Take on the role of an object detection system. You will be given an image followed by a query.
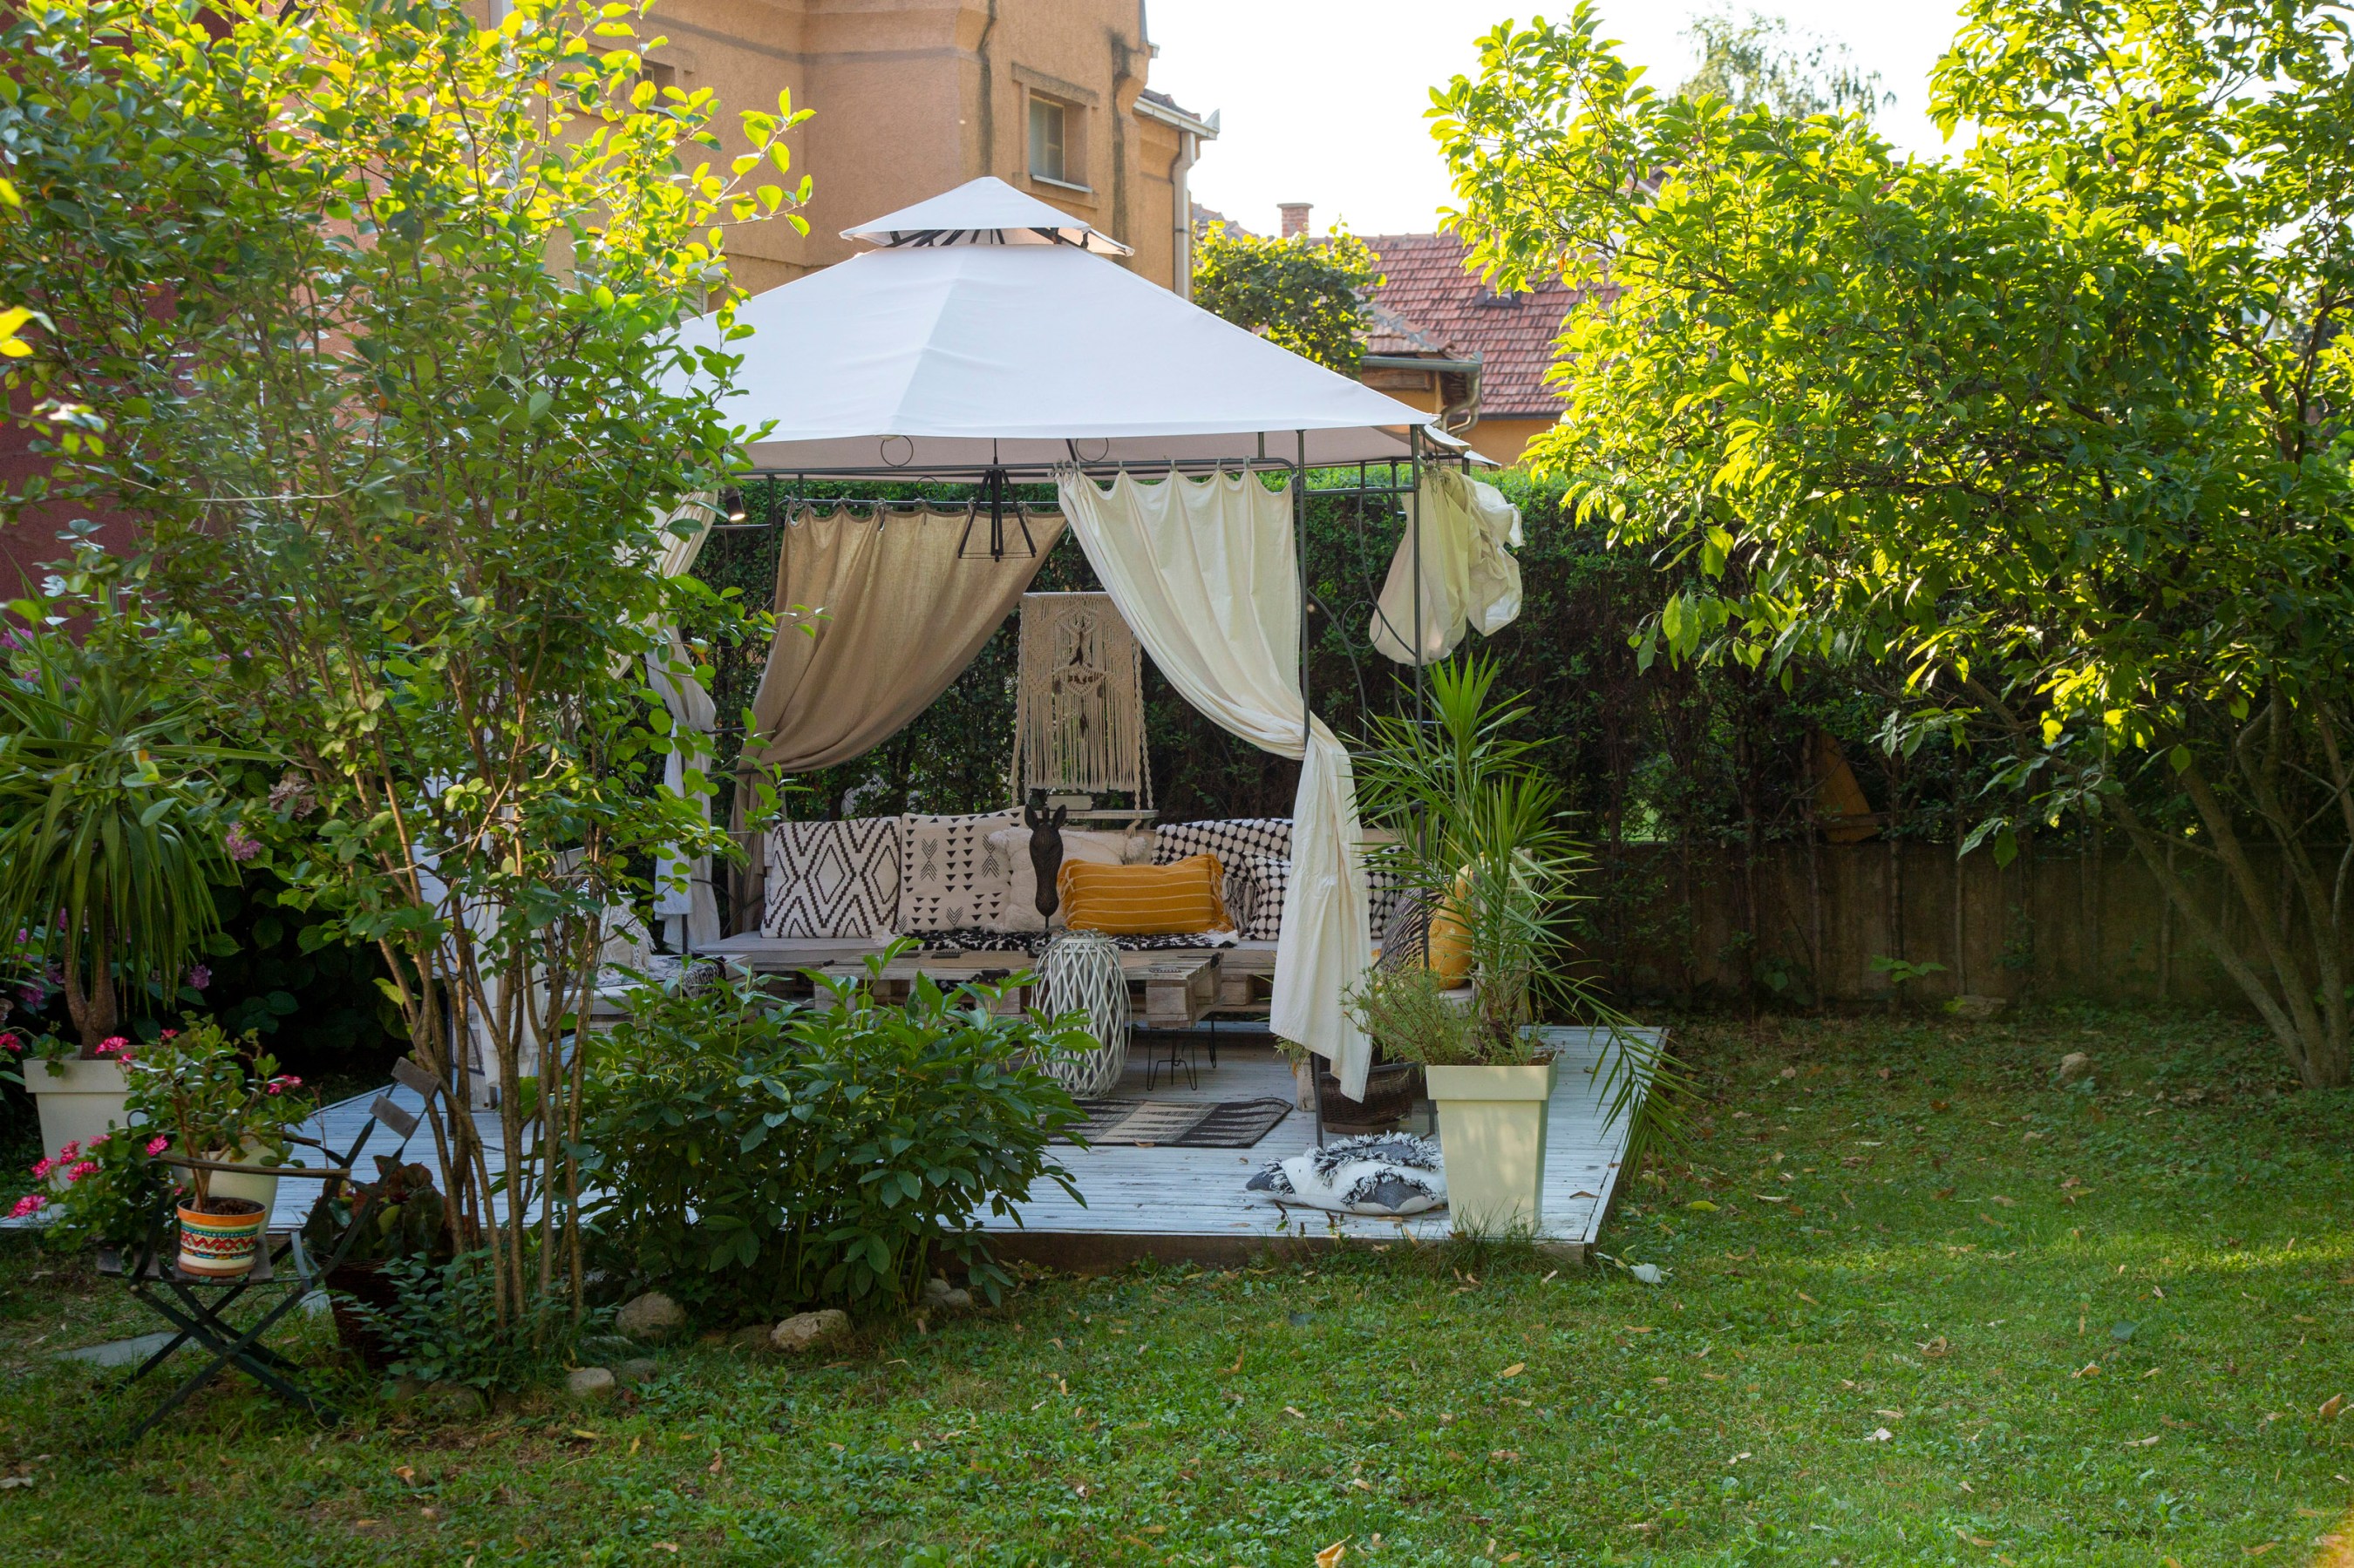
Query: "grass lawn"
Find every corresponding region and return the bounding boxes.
[1,1007,2348,1566]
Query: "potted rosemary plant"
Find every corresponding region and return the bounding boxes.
[1351,656,1582,1236]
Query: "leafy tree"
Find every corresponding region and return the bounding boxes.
[0,0,807,1319]
[1678,8,1890,119]
[1431,1,2354,1088]
[1192,226,1384,373]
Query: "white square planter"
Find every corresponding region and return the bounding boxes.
[24,1057,131,1176]
[1426,1058,1556,1237]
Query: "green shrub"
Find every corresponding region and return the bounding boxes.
[582,960,1089,1320]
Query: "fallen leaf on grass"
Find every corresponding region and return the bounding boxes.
[2244,1544,2277,1558]
[1796,1292,1820,1306]
[1284,1406,1308,1419]
[1867,1428,1893,1442]
[0,1477,34,1490]
[1315,1539,1348,1568]
[1918,1336,1951,1358]
[2125,1435,2160,1447]
[2320,1393,2345,1421]
[1990,1195,2017,1207]
[1752,1194,1788,1204]
[2072,1363,2101,1379]
[1220,1349,1244,1375]
[1490,1449,1521,1462]
[1686,1200,1718,1212]
[1956,1529,1995,1549]
[1500,1362,1526,1378]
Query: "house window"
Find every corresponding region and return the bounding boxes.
[1029,96,1069,186]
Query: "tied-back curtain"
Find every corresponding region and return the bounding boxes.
[1054,467,1375,1098]
[730,504,1063,927]
[1369,466,1524,665]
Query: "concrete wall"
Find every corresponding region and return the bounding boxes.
[1587,839,2332,1014]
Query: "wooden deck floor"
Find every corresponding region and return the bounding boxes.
[249,1026,1651,1265]
[979,1026,1650,1266]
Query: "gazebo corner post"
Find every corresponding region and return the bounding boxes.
[1296,429,1310,751]
[1409,421,1425,726]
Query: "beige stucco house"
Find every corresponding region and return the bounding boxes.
[629,0,1217,295]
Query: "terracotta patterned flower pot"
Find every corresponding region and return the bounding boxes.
[176,1198,268,1278]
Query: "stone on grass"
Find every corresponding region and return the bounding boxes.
[426,1382,489,1419]
[616,1357,661,1387]
[2057,1052,2095,1084]
[923,1277,974,1311]
[730,1325,774,1351]
[566,1367,616,1400]
[614,1292,686,1340]
[771,1308,849,1354]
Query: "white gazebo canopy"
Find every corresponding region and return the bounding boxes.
[676,176,1448,471]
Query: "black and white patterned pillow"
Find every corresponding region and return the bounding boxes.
[896,809,1020,933]
[1238,852,1289,941]
[1154,818,1290,931]
[1364,862,1406,933]
[763,818,901,939]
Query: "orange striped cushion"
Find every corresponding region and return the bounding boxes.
[1058,852,1231,937]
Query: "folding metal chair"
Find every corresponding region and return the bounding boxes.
[96,1059,432,1442]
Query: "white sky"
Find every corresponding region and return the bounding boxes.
[1146,1,1970,237]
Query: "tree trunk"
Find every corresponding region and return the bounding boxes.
[2112,768,2349,1089]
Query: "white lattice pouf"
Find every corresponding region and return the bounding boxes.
[1033,929,1130,1099]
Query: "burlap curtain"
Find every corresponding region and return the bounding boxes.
[729,504,1063,929]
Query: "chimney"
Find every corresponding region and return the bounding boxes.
[1278,201,1312,240]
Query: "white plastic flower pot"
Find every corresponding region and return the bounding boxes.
[202,1139,283,1216]
[24,1058,130,1180]
[1426,1057,1557,1237]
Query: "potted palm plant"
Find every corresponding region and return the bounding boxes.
[0,587,247,1168]
[1350,656,1585,1237]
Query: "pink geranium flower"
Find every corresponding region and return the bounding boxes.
[64,1159,97,1183]
[95,1035,127,1056]
[53,1140,78,1162]
[0,1032,18,1055]
[29,1157,54,1180]
[146,1135,170,1157]
[9,1194,44,1219]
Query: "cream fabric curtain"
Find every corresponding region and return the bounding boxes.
[1054,467,1375,1098]
[649,493,724,948]
[1369,466,1524,665]
[730,504,1063,928]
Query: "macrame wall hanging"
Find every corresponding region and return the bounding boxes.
[1010,591,1152,805]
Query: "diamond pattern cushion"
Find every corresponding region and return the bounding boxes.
[763,818,901,939]
[1237,852,1290,941]
[896,809,1021,933]
[1153,818,1291,932]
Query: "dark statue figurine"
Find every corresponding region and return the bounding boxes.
[1024,791,1068,919]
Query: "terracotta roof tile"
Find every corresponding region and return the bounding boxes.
[1357,232,1613,417]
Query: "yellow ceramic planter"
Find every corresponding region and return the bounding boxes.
[1426,1057,1556,1237]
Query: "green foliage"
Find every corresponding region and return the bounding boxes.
[354,1250,594,1394]
[0,0,812,1320]
[0,575,249,1051]
[302,1156,451,1268]
[1677,7,1890,118]
[1191,227,1383,374]
[1353,655,1584,1056]
[582,960,1090,1320]
[1431,1,2354,1086]
[19,1123,172,1250]
[126,1019,314,1208]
